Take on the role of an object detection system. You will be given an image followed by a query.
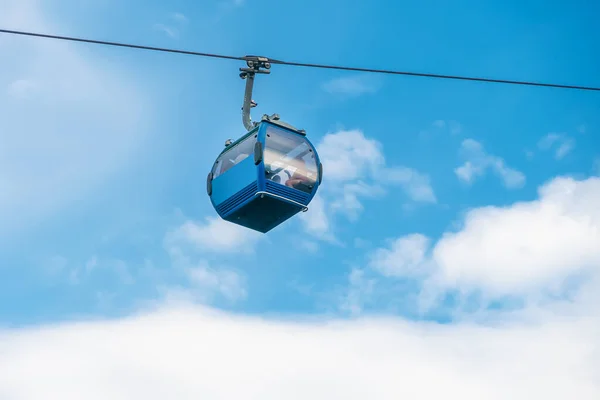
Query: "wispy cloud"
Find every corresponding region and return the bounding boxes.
[322,74,381,97]
[47,255,134,287]
[153,23,179,38]
[338,267,376,315]
[154,12,189,39]
[432,119,462,134]
[164,216,263,255]
[368,234,432,278]
[157,215,255,306]
[299,194,337,242]
[160,236,249,306]
[525,149,535,160]
[186,262,247,303]
[537,133,575,160]
[378,166,437,203]
[48,249,246,309]
[6,79,37,99]
[170,12,188,23]
[455,139,525,189]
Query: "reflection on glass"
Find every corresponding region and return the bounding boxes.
[212,134,256,178]
[264,125,318,194]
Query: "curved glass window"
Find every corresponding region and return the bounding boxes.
[212,133,256,179]
[264,125,318,194]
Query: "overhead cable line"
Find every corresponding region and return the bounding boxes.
[2,28,600,92]
[0,28,244,61]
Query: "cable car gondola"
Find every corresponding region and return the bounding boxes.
[207,56,323,233]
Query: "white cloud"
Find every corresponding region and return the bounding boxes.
[556,140,575,159]
[157,215,252,305]
[153,23,178,38]
[455,139,525,189]
[432,119,461,134]
[186,263,247,303]
[366,176,600,300]
[48,255,135,286]
[379,166,437,203]
[35,219,251,308]
[538,133,560,149]
[317,129,434,195]
[78,253,246,308]
[299,240,320,253]
[154,12,189,38]
[316,130,384,182]
[434,179,600,295]
[65,256,99,285]
[369,234,431,278]
[449,122,462,134]
[338,268,376,315]
[164,217,263,254]
[454,160,483,183]
[0,0,150,237]
[322,74,380,97]
[170,12,188,23]
[329,181,384,220]
[6,78,36,98]
[288,279,315,296]
[302,129,435,240]
[85,256,98,274]
[299,194,336,242]
[525,150,534,160]
[537,133,575,160]
[0,304,598,399]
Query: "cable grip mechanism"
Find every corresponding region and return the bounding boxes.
[240,56,271,131]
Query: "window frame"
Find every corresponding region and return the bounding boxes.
[211,130,258,179]
[263,125,318,193]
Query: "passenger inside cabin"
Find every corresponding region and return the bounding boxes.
[285,170,311,189]
[283,155,315,190]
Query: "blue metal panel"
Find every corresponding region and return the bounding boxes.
[265,180,310,205]
[210,155,258,207]
[216,181,258,217]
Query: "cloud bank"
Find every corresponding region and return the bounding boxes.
[0,302,598,399]
[352,175,600,315]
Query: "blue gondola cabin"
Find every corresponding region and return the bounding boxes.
[207,116,323,233]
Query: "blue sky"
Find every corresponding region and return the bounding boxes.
[1,0,599,322]
[1,1,600,397]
